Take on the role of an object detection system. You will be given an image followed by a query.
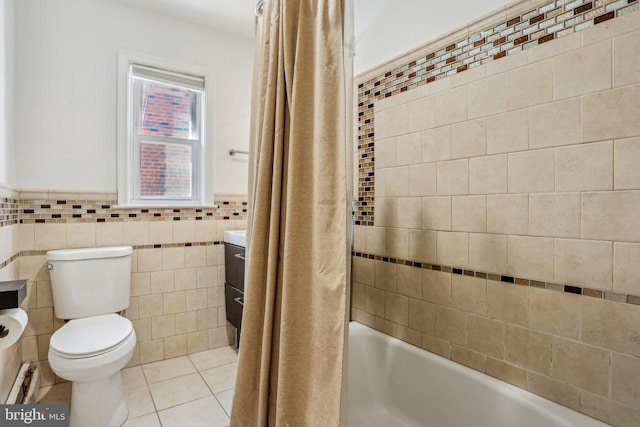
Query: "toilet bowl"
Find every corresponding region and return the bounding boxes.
[48,314,136,427]
[46,246,135,427]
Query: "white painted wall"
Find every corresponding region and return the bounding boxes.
[14,0,253,195]
[0,0,15,187]
[354,0,508,75]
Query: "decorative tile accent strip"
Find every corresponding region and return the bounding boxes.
[352,251,640,306]
[0,197,20,228]
[0,253,19,271]
[354,0,640,224]
[19,198,247,224]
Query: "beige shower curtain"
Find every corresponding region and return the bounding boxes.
[230,0,349,426]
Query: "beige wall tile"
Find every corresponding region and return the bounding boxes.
[529,288,581,339]
[352,282,365,310]
[164,335,187,359]
[196,266,218,288]
[614,242,640,295]
[407,96,436,133]
[175,268,197,291]
[451,274,487,316]
[408,229,437,264]
[526,372,580,411]
[207,286,224,308]
[163,292,186,315]
[385,228,409,260]
[555,141,613,192]
[173,221,196,244]
[507,236,554,282]
[467,314,504,359]
[386,167,410,197]
[194,220,216,243]
[508,149,554,193]
[581,8,640,45]
[506,60,553,110]
[385,292,409,326]
[374,260,396,292]
[96,222,124,246]
[187,331,209,354]
[140,339,164,364]
[583,84,640,142]
[376,138,396,169]
[162,247,185,271]
[552,337,610,397]
[375,198,396,228]
[395,325,422,347]
[612,353,640,407]
[451,119,486,159]
[186,289,208,312]
[485,358,527,389]
[397,133,422,166]
[20,224,35,251]
[554,40,612,100]
[529,193,581,238]
[468,74,507,119]
[364,286,385,317]
[365,227,385,254]
[486,109,529,155]
[614,29,640,88]
[151,315,176,339]
[149,221,173,245]
[487,194,529,235]
[437,159,469,195]
[582,191,640,242]
[529,98,582,149]
[506,325,551,375]
[422,333,452,359]
[469,155,508,195]
[554,239,613,290]
[206,245,224,267]
[614,137,640,190]
[353,256,374,286]
[528,30,582,63]
[422,126,452,162]
[196,307,218,331]
[375,104,408,139]
[396,264,421,299]
[451,346,486,372]
[408,164,437,197]
[151,271,175,294]
[175,311,197,335]
[486,51,527,75]
[469,233,507,276]
[580,390,640,427]
[375,317,396,337]
[435,86,468,126]
[137,249,162,273]
[582,297,640,357]
[408,298,435,334]
[35,224,66,251]
[353,226,365,253]
[487,280,528,326]
[122,221,149,246]
[24,307,53,336]
[421,269,451,306]
[451,196,486,233]
[66,223,96,248]
[421,196,452,231]
[435,306,467,346]
[138,294,163,319]
[436,231,469,268]
[397,197,422,229]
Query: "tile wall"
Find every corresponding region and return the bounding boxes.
[0,190,246,390]
[0,185,22,402]
[352,2,640,426]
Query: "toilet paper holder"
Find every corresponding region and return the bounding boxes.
[0,279,28,310]
[0,324,8,338]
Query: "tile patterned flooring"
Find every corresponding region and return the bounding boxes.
[37,346,238,427]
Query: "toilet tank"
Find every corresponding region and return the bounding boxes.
[46,246,133,320]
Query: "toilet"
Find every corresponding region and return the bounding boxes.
[46,246,137,427]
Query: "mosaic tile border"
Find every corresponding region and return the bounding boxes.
[19,198,247,224]
[0,241,227,274]
[353,251,640,306]
[0,197,20,228]
[354,0,640,224]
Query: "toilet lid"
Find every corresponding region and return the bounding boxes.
[50,314,134,358]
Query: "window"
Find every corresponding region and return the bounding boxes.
[118,54,213,207]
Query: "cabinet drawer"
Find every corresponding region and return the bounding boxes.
[224,243,246,291]
[225,283,244,330]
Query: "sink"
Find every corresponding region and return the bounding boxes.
[224,230,246,248]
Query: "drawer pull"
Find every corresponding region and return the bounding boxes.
[234,297,245,306]
[234,253,246,261]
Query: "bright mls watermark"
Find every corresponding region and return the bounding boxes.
[1,405,69,426]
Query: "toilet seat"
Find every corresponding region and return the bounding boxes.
[50,314,134,359]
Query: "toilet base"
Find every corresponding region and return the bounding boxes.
[70,370,128,427]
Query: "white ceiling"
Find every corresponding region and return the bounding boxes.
[114,0,258,39]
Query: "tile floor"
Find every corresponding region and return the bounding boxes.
[37,346,238,427]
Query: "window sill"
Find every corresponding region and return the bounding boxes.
[112,204,219,210]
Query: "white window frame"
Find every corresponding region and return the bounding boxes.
[117,51,215,207]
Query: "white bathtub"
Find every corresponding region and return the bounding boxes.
[341,322,608,427]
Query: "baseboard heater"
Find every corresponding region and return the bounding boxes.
[5,362,40,404]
